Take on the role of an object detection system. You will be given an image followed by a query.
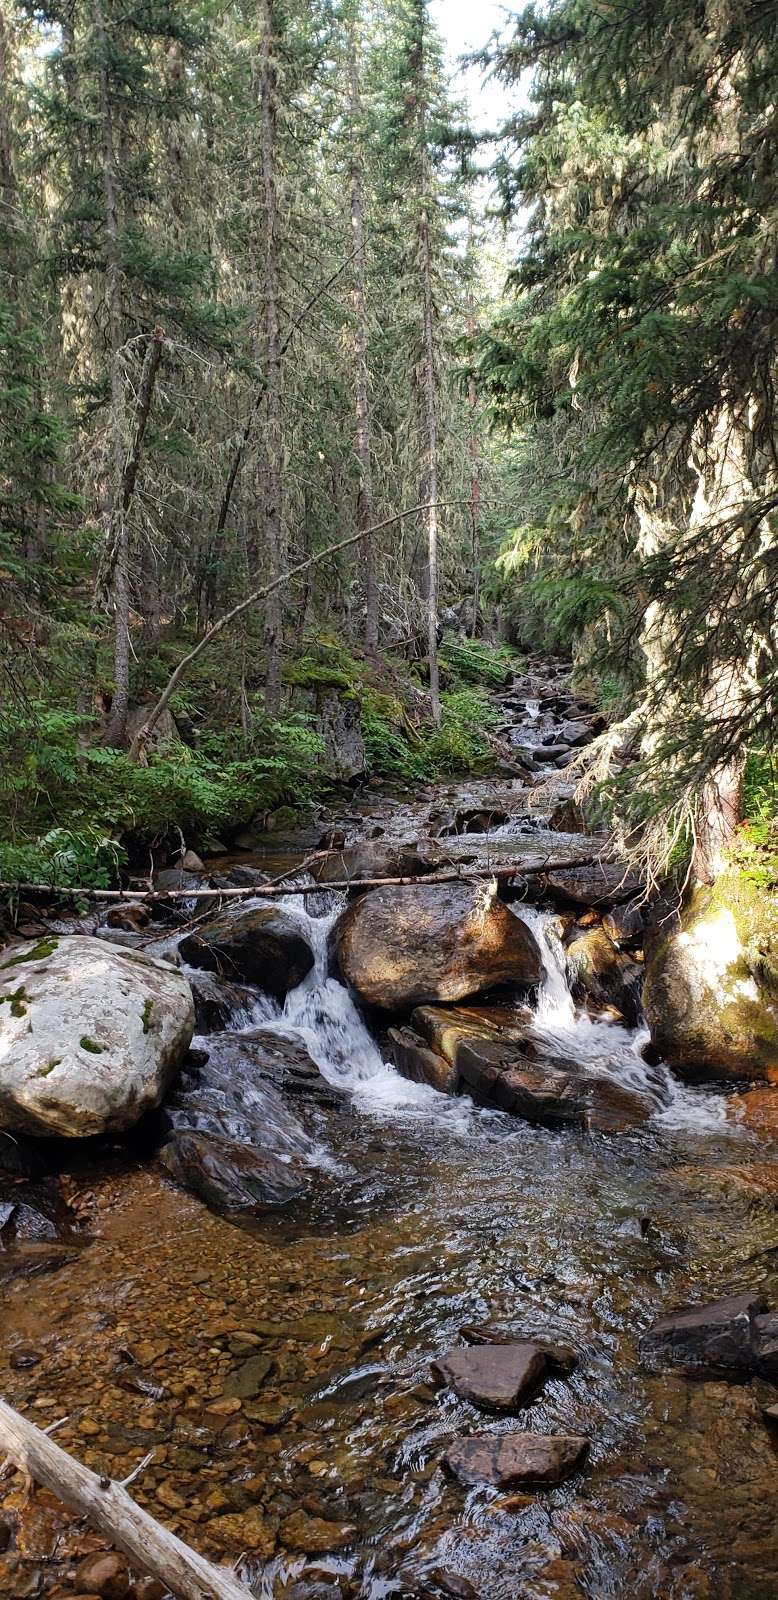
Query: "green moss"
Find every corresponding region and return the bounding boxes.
[1,936,59,969]
[141,998,154,1034]
[80,1036,105,1054]
[0,984,28,1018]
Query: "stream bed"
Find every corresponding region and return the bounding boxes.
[2,663,778,1600]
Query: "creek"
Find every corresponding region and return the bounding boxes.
[2,662,778,1600]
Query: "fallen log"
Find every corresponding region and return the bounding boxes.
[0,1396,249,1600]
[0,856,604,905]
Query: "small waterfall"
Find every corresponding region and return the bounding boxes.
[522,909,728,1131]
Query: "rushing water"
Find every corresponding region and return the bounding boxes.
[3,664,778,1600]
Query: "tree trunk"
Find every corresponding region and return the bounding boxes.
[467,295,481,638]
[0,1397,250,1600]
[258,0,284,718]
[420,206,440,725]
[95,0,130,748]
[347,17,377,650]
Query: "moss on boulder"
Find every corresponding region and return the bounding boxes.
[643,870,778,1082]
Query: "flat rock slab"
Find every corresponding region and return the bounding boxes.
[639,1292,766,1375]
[444,1432,589,1488]
[431,1343,548,1411]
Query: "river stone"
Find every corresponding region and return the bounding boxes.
[443,1433,589,1488]
[179,906,313,997]
[543,862,645,906]
[225,1352,274,1398]
[455,1037,650,1132]
[643,872,778,1082]
[334,883,542,1011]
[566,927,643,1025]
[459,1324,578,1374]
[431,1344,548,1411]
[160,1130,307,1214]
[0,936,194,1138]
[389,1026,459,1095]
[312,841,442,885]
[639,1292,767,1375]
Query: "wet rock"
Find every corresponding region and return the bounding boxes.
[542,862,645,907]
[443,1432,588,1488]
[225,1352,274,1398]
[316,693,366,782]
[455,1037,650,1132]
[438,808,511,837]
[188,970,258,1033]
[160,1131,307,1215]
[639,1292,767,1376]
[565,927,643,1025]
[731,1086,778,1140]
[559,719,594,747]
[181,849,205,873]
[279,1510,356,1553]
[602,903,645,948]
[753,1313,778,1378]
[0,936,194,1138]
[334,883,542,1011]
[643,872,778,1083]
[104,903,151,932]
[179,907,313,997]
[312,841,441,885]
[209,865,269,889]
[431,1343,548,1411]
[153,866,200,893]
[412,1004,528,1065]
[73,1552,132,1599]
[549,799,588,835]
[459,1324,578,1375]
[430,1572,481,1600]
[388,1027,459,1095]
[215,1031,343,1107]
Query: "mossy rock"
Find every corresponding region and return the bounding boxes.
[643,870,778,1082]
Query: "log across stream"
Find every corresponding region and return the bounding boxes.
[2,662,778,1600]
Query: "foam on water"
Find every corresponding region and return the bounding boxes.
[520,908,728,1132]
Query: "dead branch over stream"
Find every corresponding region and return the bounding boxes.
[0,856,603,906]
[0,1397,250,1600]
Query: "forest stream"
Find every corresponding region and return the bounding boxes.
[2,664,778,1600]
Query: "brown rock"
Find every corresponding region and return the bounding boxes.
[431,1343,548,1411]
[73,1553,132,1600]
[455,1037,650,1132]
[443,1432,589,1488]
[206,1507,275,1557]
[334,883,541,1011]
[543,862,644,907]
[179,907,313,997]
[459,1324,578,1375]
[279,1510,356,1553]
[388,1027,458,1095]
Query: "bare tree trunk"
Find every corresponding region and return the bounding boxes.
[0,1397,250,1600]
[95,0,130,748]
[258,0,284,718]
[467,295,481,638]
[420,205,440,725]
[347,15,377,650]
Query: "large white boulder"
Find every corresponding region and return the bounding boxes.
[0,935,195,1137]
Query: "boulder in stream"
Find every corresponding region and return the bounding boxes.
[160,1130,307,1214]
[543,862,645,907]
[312,841,442,886]
[179,906,314,997]
[643,872,778,1082]
[431,1343,549,1411]
[0,936,194,1138]
[639,1292,768,1376]
[334,882,542,1011]
[443,1432,589,1489]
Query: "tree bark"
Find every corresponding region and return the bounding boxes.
[258,0,284,718]
[420,206,441,725]
[467,294,481,638]
[347,15,377,650]
[95,0,130,748]
[0,1397,250,1600]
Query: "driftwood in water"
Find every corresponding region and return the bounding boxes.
[0,856,602,906]
[0,1396,249,1600]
